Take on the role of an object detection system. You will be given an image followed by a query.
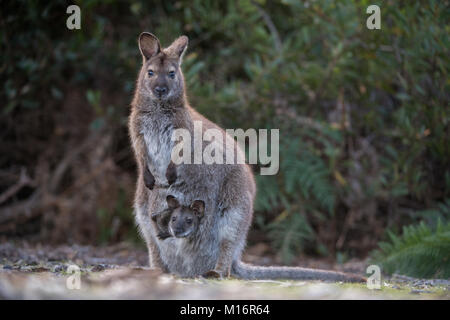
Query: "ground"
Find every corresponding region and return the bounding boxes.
[0,242,448,299]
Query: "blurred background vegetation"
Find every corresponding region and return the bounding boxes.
[1,0,449,278]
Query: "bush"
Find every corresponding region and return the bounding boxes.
[371,220,450,279]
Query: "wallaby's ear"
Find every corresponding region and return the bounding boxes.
[166,195,179,209]
[165,35,189,63]
[139,32,160,61]
[191,200,205,217]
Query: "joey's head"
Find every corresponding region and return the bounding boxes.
[166,195,205,238]
[138,32,188,105]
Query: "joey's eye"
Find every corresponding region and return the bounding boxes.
[186,218,193,224]
[148,70,154,77]
[168,71,175,79]
[172,216,177,222]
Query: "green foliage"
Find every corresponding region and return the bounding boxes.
[256,137,338,214]
[97,189,140,245]
[256,135,339,262]
[371,220,450,279]
[267,210,314,264]
[409,198,450,228]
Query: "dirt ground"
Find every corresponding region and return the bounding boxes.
[0,242,448,299]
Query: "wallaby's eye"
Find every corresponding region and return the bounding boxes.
[168,71,175,79]
[186,218,193,224]
[148,70,154,77]
[172,216,177,222]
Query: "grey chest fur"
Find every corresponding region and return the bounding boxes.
[140,117,174,184]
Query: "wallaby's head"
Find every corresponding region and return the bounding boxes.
[137,32,188,105]
[166,195,204,238]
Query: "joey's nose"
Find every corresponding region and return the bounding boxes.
[174,228,182,234]
[174,228,191,238]
[154,86,168,96]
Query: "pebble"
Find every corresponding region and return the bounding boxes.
[410,289,432,294]
[53,265,66,273]
[91,264,106,272]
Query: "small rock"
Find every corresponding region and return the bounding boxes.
[20,266,33,272]
[410,289,432,294]
[53,265,66,273]
[91,264,106,272]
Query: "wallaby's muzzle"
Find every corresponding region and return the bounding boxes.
[173,228,192,238]
[154,85,168,98]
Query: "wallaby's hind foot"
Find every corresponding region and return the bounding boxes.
[202,270,222,279]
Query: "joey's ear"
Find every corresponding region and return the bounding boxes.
[191,200,205,217]
[139,32,161,61]
[166,195,179,209]
[165,35,188,62]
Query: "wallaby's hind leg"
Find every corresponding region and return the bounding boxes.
[134,180,167,271]
[209,166,255,278]
[213,184,254,278]
[146,240,168,271]
[136,210,165,269]
[210,240,234,277]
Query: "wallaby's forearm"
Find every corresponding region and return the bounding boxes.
[129,115,148,175]
[130,115,157,190]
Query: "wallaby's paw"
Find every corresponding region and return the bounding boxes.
[166,162,177,185]
[156,233,171,240]
[202,270,222,279]
[150,211,161,221]
[144,180,155,190]
[144,167,155,190]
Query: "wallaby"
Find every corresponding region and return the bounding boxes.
[129,32,366,282]
[166,195,205,238]
[151,195,204,240]
[129,31,254,278]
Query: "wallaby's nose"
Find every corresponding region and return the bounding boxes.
[174,227,183,234]
[154,86,168,96]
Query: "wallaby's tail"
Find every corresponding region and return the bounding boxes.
[231,260,366,283]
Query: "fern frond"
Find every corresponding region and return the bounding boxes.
[281,142,336,213]
[372,221,450,278]
[268,210,314,264]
